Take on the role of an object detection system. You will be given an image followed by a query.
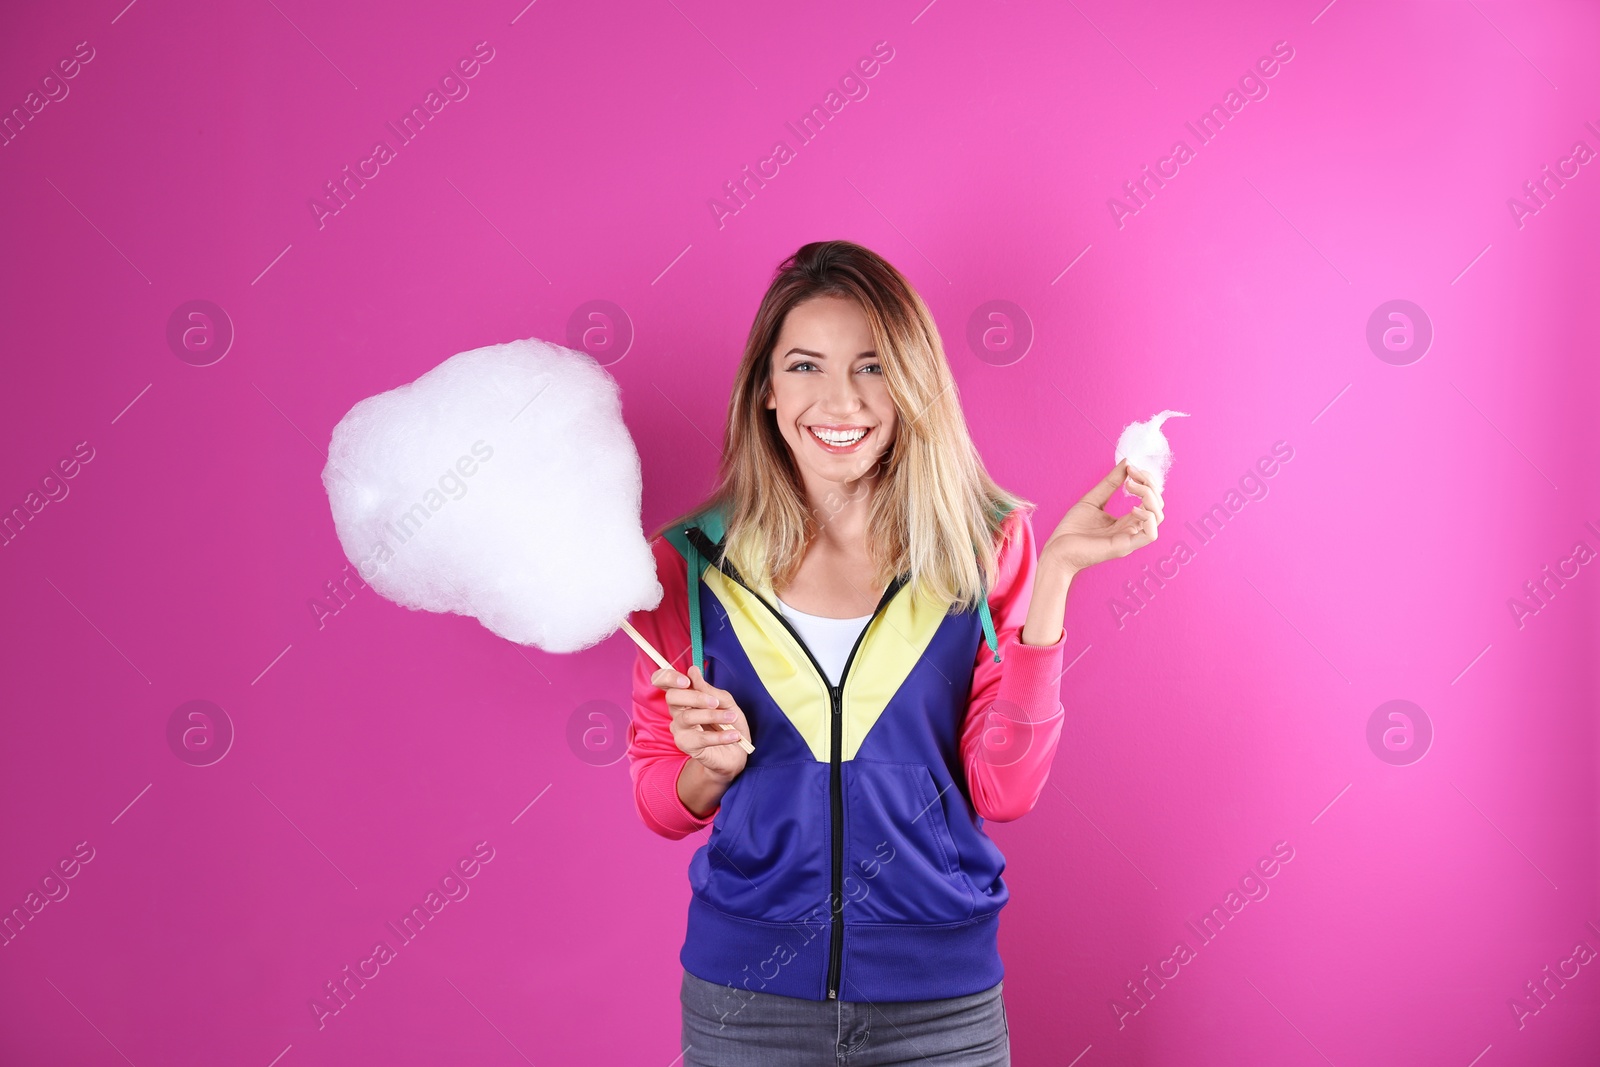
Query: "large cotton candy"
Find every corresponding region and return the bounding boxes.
[1114,409,1190,495]
[321,336,663,653]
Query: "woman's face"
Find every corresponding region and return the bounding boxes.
[764,294,898,498]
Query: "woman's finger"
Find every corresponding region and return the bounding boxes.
[1129,506,1158,541]
[655,666,723,710]
[682,689,726,713]
[668,694,732,716]
[651,667,691,691]
[668,685,746,729]
[1079,459,1131,511]
[666,686,723,710]
[673,703,739,729]
[1133,470,1165,523]
[675,709,743,740]
[1121,471,1165,526]
[687,665,735,708]
[676,728,740,757]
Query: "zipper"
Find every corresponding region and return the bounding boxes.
[822,609,888,998]
[684,528,904,1000]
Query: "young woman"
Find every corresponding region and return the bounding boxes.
[625,240,1165,1065]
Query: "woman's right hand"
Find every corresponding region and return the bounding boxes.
[653,663,750,782]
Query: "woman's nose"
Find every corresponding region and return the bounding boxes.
[825,370,864,414]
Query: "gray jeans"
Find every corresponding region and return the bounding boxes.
[680,969,1010,1066]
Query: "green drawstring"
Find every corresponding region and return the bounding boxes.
[687,532,704,677]
[978,580,1001,664]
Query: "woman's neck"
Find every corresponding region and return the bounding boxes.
[777,515,885,619]
[801,475,876,552]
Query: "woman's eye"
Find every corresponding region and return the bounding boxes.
[786,360,879,374]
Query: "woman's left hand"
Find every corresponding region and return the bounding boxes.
[1039,459,1165,574]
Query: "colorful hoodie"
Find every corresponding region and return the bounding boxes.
[625,503,1067,1003]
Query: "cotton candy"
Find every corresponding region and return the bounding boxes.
[321,336,663,653]
[1114,409,1190,496]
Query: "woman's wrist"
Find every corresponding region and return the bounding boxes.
[1038,539,1085,582]
[1020,555,1077,647]
[677,755,735,818]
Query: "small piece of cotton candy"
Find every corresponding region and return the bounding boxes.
[321,336,663,654]
[1114,409,1190,496]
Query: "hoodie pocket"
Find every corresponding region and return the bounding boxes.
[842,760,975,924]
[690,761,831,923]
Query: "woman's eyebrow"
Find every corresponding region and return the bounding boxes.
[781,347,878,359]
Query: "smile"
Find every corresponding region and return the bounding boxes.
[807,425,870,452]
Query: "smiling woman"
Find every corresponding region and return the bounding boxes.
[768,301,891,444]
[624,239,1169,1066]
[760,292,904,617]
[706,241,1057,622]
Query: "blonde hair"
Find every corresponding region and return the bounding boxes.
[653,239,1033,612]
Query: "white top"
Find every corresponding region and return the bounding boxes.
[774,596,874,686]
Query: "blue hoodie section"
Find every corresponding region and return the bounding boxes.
[671,519,1011,1004]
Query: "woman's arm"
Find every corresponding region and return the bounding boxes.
[959,508,1071,823]
[625,536,722,840]
[959,462,1169,823]
[1021,551,1077,646]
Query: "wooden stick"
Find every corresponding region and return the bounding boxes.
[619,618,755,755]
[621,617,674,671]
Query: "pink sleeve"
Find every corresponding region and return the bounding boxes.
[960,506,1068,822]
[624,535,719,840]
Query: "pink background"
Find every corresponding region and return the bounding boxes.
[2,1,1597,1064]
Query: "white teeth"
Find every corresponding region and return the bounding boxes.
[810,427,867,445]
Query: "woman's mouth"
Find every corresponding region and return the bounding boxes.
[807,424,870,454]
